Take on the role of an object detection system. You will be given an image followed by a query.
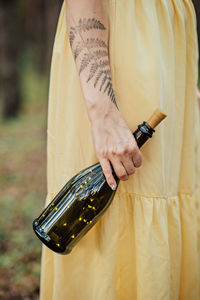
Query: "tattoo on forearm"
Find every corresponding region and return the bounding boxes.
[69,17,117,107]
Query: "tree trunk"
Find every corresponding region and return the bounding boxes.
[0,1,21,119]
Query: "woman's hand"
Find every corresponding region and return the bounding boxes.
[89,98,142,190]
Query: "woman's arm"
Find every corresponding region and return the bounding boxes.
[65,0,142,189]
[65,0,116,116]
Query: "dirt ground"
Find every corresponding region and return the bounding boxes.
[0,89,47,299]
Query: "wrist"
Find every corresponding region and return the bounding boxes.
[84,95,114,124]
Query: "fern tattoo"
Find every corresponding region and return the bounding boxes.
[69,17,117,106]
[74,38,107,60]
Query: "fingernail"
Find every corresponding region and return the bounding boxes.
[111,184,116,190]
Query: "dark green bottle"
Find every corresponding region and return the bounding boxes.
[33,109,166,254]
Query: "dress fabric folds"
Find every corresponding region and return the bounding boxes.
[40,1,200,299]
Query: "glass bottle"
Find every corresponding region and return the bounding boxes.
[33,108,166,254]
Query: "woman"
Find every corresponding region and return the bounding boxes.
[40,0,200,299]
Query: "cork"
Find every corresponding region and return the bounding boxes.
[147,108,167,129]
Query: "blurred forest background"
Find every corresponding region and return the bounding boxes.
[0,0,62,299]
[0,0,200,299]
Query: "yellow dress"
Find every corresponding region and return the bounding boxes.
[40,1,200,299]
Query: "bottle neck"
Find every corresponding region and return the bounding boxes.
[133,121,155,148]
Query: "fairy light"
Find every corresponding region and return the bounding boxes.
[87,220,93,225]
[80,185,83,188]
[83,219,87,223]
[56,243,60,247]
[84,181,88,186]
[63,223,67,226]
[90,198,94,202]
[88,205,92,208]
[71,234,75,239]
[88,177,91,180]
[92,206,96,210]
[89,169,93,173]
[79,217,82,221]
[42,214,45,217]
[55,207,58,210]
[76,192,79,196]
